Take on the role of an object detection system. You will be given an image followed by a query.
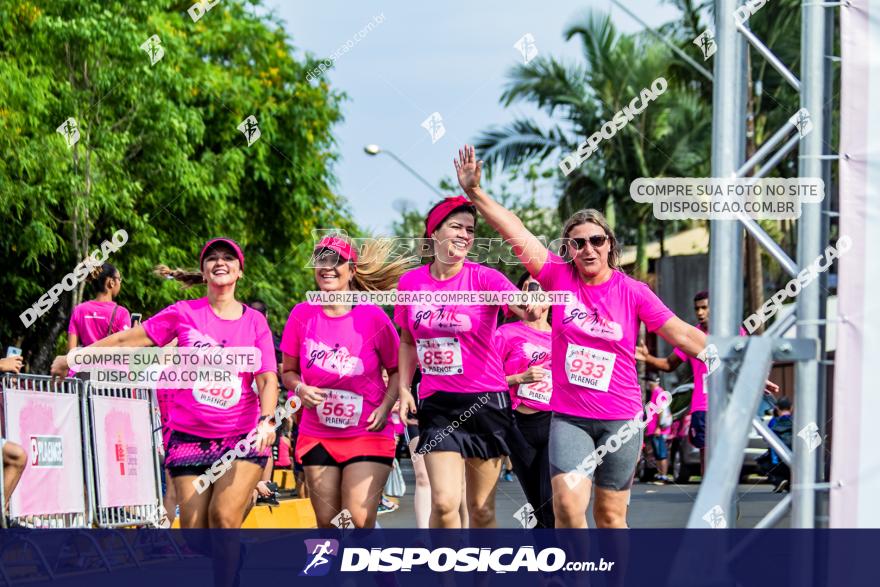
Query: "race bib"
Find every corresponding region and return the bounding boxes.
[517,370,552,404]
[416,337,464,376]
[192,377,242,410]
[565,344,616,392]
[317,389,364,429]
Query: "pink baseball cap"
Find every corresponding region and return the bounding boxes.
[314,236,358,263]
[200,237,245,270]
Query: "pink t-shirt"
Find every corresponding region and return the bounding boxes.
[645,386,672,436]
[143,298,276,438]
[495,321,553,412]
[675,324,747,413]
[394,262,517,398]
[280,303,399,440]
[534,252,674,420]
[68,301,131,346]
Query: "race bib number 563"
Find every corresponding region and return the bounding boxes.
[565,344,616,392]
[416,337,463,376]
[317,389,363,429]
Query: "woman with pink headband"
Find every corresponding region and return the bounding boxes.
[281,235,410,528]
[451,144,713,528]
[396,197,543,529]
[53,237,279,529]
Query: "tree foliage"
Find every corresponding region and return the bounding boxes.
[0,0,352,369]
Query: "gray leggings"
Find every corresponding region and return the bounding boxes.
[549,413,642,491]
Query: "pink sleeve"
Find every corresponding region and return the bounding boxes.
[393,274,411,333]
[279,306,302,359]
[374,310,400,370]
[142,303,181,347]
[480,266,519,318]
[68,305,80,335]
[636,283,675,332]
[253,313,277,375]
[494,328,511,362]
[535,251,565,291]
[114,307,131,332]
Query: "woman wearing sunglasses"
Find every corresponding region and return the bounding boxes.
[454,144,709,528]
[281,235,410,528]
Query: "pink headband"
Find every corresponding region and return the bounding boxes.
[424,195,475,237]
[200,237,245,270]
[315,236,358,263]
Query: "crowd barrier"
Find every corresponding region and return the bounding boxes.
[0,374,163,529]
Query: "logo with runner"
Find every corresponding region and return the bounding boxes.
[561,299,623,341]
[523,342,550,367]
[300,539,339,577]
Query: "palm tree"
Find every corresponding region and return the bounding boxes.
[476,11,712,277]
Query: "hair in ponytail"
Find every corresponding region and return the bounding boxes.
[352,237,414,291]
[153,264,206,288]
[88,263,118,294]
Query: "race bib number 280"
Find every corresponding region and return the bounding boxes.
[565,344,616,392]
[416,337,464,376]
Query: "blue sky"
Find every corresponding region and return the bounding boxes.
[263,1,684,233]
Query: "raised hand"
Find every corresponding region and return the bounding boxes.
[454,144,483,192]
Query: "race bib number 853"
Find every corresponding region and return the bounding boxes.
[416,337,463,376]
[565,344,616,392]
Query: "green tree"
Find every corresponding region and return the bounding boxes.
[0,0,352,370]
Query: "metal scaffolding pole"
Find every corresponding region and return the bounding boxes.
[707,0,746,523]
[793,0,827,530]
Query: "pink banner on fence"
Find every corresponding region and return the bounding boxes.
[3,390,85,517]
[92,396,157,508]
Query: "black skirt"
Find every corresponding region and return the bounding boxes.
[415,391,533,461]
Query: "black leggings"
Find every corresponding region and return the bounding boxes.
[508,410,555,529]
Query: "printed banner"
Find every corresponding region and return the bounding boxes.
[92,396,158,507]
[3,390,85,517]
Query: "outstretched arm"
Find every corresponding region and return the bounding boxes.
[455,144,549,276]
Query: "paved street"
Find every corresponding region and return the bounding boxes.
[379,458,790,529]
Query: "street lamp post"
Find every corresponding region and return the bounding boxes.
[364,144,444,198]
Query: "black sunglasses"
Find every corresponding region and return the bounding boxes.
[568,235,609,249]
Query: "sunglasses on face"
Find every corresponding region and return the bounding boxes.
[312,249,344,268]
[568,235,610,249]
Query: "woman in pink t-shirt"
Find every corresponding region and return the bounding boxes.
[67,263,131,350]
[496,272,554,528]
[395,195,543,529]
[53,238,279,530]
[281,235,408,529]
[453,144,709,528]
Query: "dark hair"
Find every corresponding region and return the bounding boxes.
[515,271,531,290]
[776,397,792,411]
[88,263,119,294]
[249,300,268,316]
[422,203,477,263]
[694,291,709,303]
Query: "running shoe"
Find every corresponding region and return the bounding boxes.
[377,496,399,515]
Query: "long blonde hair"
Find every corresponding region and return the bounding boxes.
[560,209,620,270]
[316,234,414,291]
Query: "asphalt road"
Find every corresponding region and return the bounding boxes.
[378,458,790,529]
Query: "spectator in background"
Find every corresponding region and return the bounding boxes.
[68,263,131,350]
[766,397,793,493]
[644,373,672,484]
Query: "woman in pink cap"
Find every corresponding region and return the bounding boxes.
[451,144,713,528]
[395,195,543,529]
[280,235,410,528]
[53,237,279,529]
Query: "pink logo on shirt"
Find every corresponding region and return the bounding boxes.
[304,340,365,376]
[411,305,473,332]
[523,342,550,366]
[561,299,623,341]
